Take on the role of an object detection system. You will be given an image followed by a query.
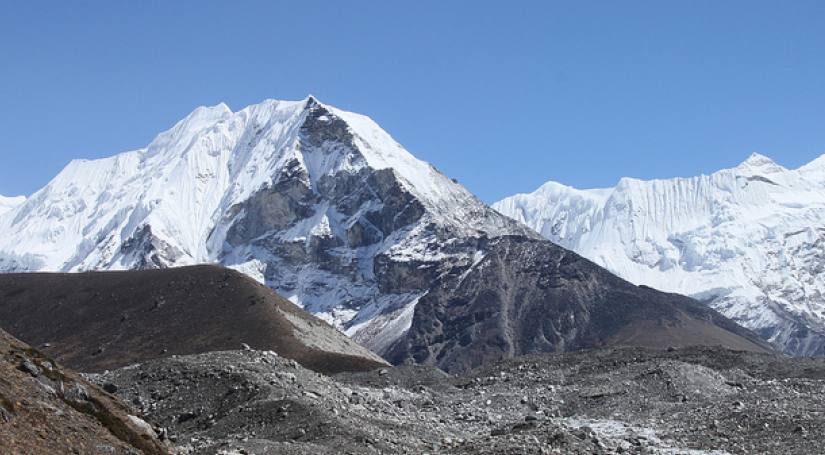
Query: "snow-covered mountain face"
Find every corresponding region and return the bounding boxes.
[0,97,532,353]
[494,153,825,356]
[0,195,25,216]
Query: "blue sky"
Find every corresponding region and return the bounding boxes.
[1,1,824,202]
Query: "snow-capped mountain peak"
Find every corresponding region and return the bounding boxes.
[0,96,529,352]
[734,152,786,174]
[494,152,825,356]
[739,151,776,166]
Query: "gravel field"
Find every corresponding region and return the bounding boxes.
[90,346,825,454]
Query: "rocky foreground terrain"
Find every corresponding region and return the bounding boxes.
[89,346,825,455]
[0,329,171,455]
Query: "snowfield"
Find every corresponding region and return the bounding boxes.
[0,195,25,216]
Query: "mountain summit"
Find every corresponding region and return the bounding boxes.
[735,152,786,174]
[0,98,770,370]
[0,97,532,352]
[494,153,825,356]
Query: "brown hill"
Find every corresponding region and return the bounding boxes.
[0,265,387,374]
[0,328,172,454]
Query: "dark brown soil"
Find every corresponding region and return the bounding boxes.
[0,265,386,374]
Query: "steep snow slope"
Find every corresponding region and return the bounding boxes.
[494,153,825,356]
[0,195,25,216]
[0,97,531,352]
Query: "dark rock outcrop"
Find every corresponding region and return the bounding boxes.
[387,236,772,373]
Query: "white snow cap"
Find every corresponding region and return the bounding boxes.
[740,152,776,166]
[733,152,786,174]
[0,94,521,275]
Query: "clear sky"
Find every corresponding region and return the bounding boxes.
[1,1,824,202]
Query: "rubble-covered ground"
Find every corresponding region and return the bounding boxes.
[90,346,825,454]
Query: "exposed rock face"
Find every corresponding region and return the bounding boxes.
[118,225,185,270]
[387,236,772,373]
[0,328,172,455]
[0,265,387,374]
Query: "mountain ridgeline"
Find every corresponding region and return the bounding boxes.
[0,97,774,372]
[494,152,825,357]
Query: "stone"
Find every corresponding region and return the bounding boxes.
[19,359,40,377]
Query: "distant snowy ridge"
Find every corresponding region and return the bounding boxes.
[494,153,825,356]
[0,96,531,352]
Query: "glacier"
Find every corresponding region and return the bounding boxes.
[494,152,825,355]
